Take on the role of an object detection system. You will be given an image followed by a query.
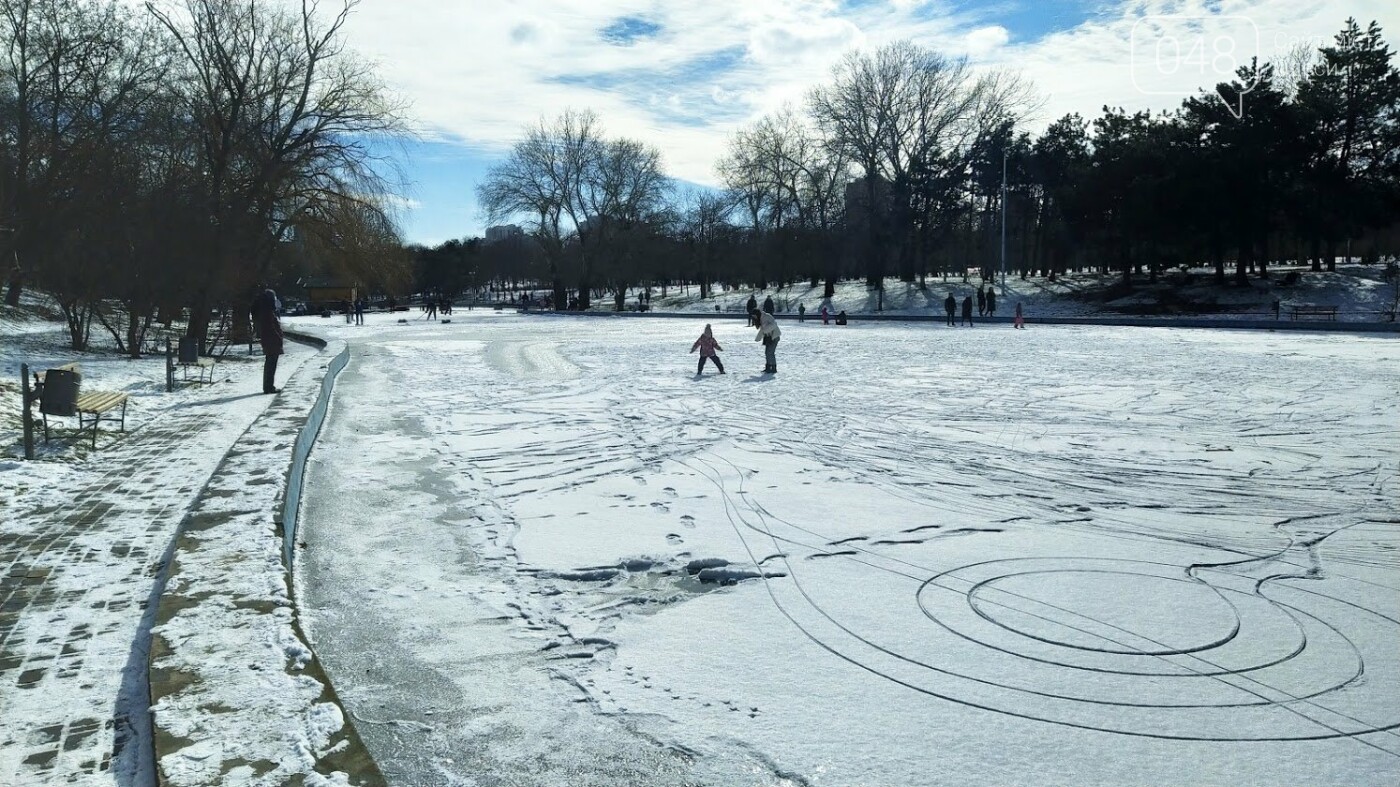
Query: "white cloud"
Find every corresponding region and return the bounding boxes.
[962,25,1011,56]
[336,0,1400,186]
[748,18,865,65]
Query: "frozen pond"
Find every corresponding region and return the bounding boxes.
[297,312,1400,786]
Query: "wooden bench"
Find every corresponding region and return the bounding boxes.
[174,337,216,385]
[30,363,130,448]
[1290,305,1337,321]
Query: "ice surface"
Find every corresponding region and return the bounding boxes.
[296,310,1400,786]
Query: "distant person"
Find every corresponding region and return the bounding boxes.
[986,287,997,317]
[354,297,365,326]
[1272,298,1281,320]
[756,310,781,374]
[798,302,806,322]
[962,296,974,326]
[746,294,758,325]
[426,297,438,320]
[250,287,284,394]
[835,310,848,325]
[820,304,829,325]
[1014,301,1025,329]
[944,293,956,326]
[977,286,987,316]
[762,294,775,316]
[690,324,726,375]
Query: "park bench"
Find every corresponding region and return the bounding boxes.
[1290,304,1337,321]
[172,336,216,385]
[26,363,129,449]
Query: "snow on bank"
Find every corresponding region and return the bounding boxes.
[636,263,1399,322]
[1,292,270,506]
[149,339,375,786]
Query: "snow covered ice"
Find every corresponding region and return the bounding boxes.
[295,311,1400,786]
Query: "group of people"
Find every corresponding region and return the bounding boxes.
[944,286,998,326]
[422,296,454,319]
[343,297,368,325]
[692,308,782,375]
[745,293,775,326]
[942,286,1023,328]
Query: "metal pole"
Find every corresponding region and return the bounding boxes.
[1000,149,1008,296]
[21,362,34,459]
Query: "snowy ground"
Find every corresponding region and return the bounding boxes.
[297,311,1400,786]
[633,263,1399,322]
[1,292,323,785]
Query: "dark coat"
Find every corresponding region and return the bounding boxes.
[944,295,956,314]
[762,296,775,314]
[962,297,973,316]
[252,289,285,356]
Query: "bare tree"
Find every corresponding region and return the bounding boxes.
[148,0,408,345]
[809,41,1033,290]
[479,110,667,309]
[479,109,602,307]
[721,107,850,292]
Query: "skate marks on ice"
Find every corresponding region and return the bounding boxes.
[682,450,1400,753]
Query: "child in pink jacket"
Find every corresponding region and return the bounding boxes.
[690,324,726,375]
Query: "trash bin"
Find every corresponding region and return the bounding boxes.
[178,336,199,364]
[40,368,81,417]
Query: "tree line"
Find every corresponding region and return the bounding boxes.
[0,0,409,353]
[460,18,1398,308]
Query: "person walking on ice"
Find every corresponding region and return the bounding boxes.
[986,287,997,316]
[962,295,974,326]
[944,293,956,326]
[756,311,781,374]
[1014,301,1025,329]
[690,324,726,375]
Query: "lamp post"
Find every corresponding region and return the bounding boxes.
[999,149,1008,296]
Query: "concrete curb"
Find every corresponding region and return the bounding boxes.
[147,335,384,786]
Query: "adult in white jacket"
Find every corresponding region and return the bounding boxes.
[756,311,782,374]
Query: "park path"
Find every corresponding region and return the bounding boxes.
[0,349,310,786]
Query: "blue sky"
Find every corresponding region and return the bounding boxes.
[337,0,1399,246]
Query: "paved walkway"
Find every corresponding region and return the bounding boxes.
[0,364,306,784]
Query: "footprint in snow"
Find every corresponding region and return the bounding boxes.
[651,501,671,512]
[666,534,684,545]
[680,515,696,529]
[662,486,678,498]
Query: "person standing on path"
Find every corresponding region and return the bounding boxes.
[977,286,987,316]
[944,293,957,326]
[762,294,775,316]
[962,295,974,326]
[354,297,365,326]
[746,294,758,326]
[798,302,806,322]
[820,304,829,325]
[756,311,781,374]
[1014,301,1025,329]
[251,288,284,394]
[986,287,997,317]
[690,324,726,375]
